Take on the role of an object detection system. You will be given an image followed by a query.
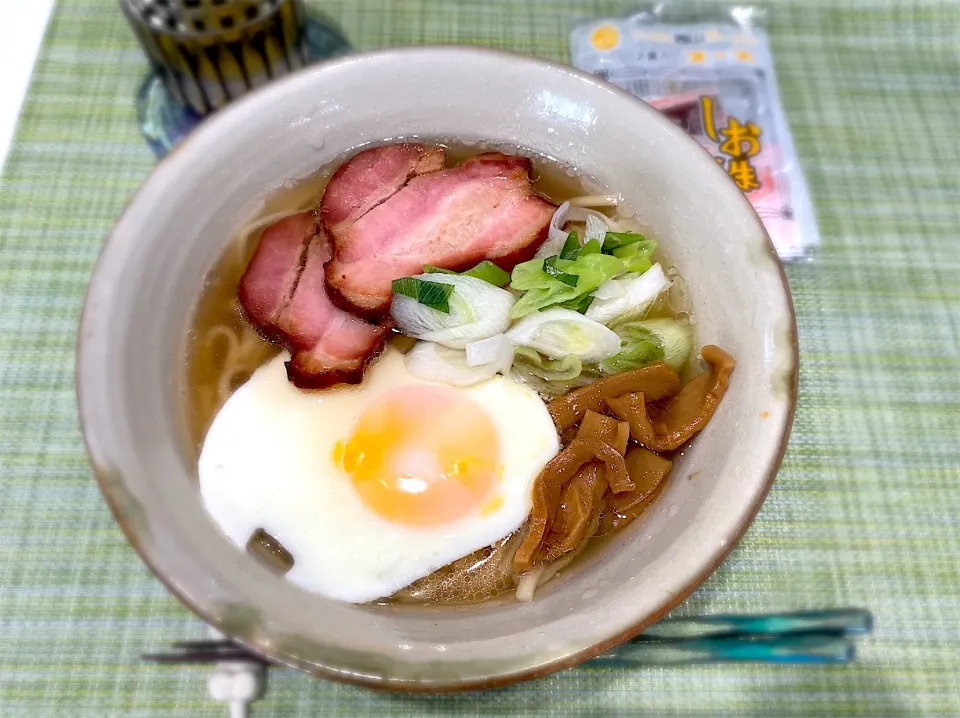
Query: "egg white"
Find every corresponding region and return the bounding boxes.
[198,347,559,603]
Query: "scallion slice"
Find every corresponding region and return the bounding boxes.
[602,231,647,254]
[559,293,594,314]
[579,238,602,256]
[559,231,581,260]
[542,256,579,287]
[422,260,510,287]
[392,276,456,313]
[462,260,510,286]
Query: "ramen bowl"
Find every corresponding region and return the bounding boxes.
[77,47,797,691]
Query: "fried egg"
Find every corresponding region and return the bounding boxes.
[198,346,559,603]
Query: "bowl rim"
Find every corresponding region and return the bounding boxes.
[77,44,799,692]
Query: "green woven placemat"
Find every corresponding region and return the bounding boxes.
[1,0,958,715]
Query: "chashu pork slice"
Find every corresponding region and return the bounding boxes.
[324,152,555,319]
[237,212,314,336]
[320,143,446,238]
[276,224,387,388]
[238,211,385,389]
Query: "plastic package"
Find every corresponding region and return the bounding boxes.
[571,8,819,260]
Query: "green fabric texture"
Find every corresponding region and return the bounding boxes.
[1,0,958,714]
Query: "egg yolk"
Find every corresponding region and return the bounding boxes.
[336,386,501,526]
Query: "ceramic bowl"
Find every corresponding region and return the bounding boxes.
[77,47,797,691]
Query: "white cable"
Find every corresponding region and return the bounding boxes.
[206,627,265,718]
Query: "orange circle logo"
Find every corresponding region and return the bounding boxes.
[590,24,621,51]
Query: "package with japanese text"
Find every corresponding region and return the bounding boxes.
[571,11,819,260]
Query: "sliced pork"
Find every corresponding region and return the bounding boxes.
[238,211,385,389]
[238,212,313,335]
[324,152,555,318]
[286,317,387,388]
[320,143,446,237]
[277,225,387,387]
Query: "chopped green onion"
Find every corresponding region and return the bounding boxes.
[610,237,657,273]
[602,231,647,254]
[612,241,652,259]
[579,238,602,256]
[628,318,694,371]
[514,347,585,382]
[626,256,653,274]
[542,256,579,287]
[611,238,657,259]
[511,347,596,398]
[557,233,600,262]
[602,318,694,374]
[559,231,581,260]
[559,294,595,314]
[423,261,510,287]
[423,265,457,275]
[601,328,664,374]
[462,260,511,287]
[510,253,623,318]
[392,277,456,313]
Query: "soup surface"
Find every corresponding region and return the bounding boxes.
[185,142,731,606]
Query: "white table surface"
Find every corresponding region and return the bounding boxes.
[0,0,56,173]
